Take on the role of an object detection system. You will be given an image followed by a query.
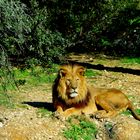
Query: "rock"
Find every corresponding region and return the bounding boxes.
[95,116,140,140]
[112,116,140,140]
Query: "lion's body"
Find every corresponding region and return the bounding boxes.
[52,64,140,120]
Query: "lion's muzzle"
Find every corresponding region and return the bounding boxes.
[69,88,78,98]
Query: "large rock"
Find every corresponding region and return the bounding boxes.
[95,115,140,140]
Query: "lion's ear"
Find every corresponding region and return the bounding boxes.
[77,66,86,76]
[59,69,67,77]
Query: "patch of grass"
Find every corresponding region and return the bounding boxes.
[0,65,58,108]
[0,67,17,92]
[0,93,9,106]
[121,110,132,116]
[15,103,29,109]
[14,66,57,86]
[85,69,99,77]
[127,95,135,99]
[0,92,14,108]
[36,108,53,118]
[121,57,140,64]
[135,109,140,115]
[121,108,140,116]
[63,116,97,140]
[0,65,58,91]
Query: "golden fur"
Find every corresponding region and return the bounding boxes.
[52,64,140,121]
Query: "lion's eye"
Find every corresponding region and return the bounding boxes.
[67,79,70,81]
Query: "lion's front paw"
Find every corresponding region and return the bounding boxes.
[95,112,103,119]
[92,111,107,122]
[54,111,60,118]
[54,111,66,121]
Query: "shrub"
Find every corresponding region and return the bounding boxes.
[0,0,68,66]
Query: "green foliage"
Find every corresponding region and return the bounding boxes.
[85,69,99,77]
[121,57,140,64]
[63,117,97,140]
[1,0,140,67]
[136,109,140,115]
[52,0,139,56]
[0,50,17,92]
[0,66,57,91]
[0,65,16,92]
[129,17,140,25]
[0,92,13,107]
[1,0,68,67]
[0,0,31,54]
[0,65,57,107]
[14,66,57,86]
[122,110,132,116]
[122,109,140,116]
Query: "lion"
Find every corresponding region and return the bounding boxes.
[52,64,140,121]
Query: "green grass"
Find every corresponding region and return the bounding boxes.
[121,110,132,116]
[0,65,58,107]
[121,95,140,116]
[136,109,140,115]
[14,66,58,86]
[63,116,97,140]
[121,57,140,64]
[122,109,140,116]
[0,65,58,91]
[0,92,13,107]
[85,69,100,77]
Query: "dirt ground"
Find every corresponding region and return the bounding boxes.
[0,54,140,140]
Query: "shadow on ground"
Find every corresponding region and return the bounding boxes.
[68,60,140,76]
[22,101,55,112]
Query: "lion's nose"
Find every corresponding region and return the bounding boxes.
[71,81,77,90]
[71,85,77,90]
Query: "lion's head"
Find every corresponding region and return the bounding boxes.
[53,64,88,105]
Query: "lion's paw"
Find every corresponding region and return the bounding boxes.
[53,111,66,121]
[93,113,106,122]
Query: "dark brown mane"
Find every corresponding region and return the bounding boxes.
[57,91,90,109]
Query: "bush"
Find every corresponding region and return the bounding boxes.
[1,0,140,66]
[0,0,68,67]
[0,0,68,95]
[44,0,140,56]
[0,0,32,56]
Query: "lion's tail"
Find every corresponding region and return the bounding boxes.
[128,102,140,121]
